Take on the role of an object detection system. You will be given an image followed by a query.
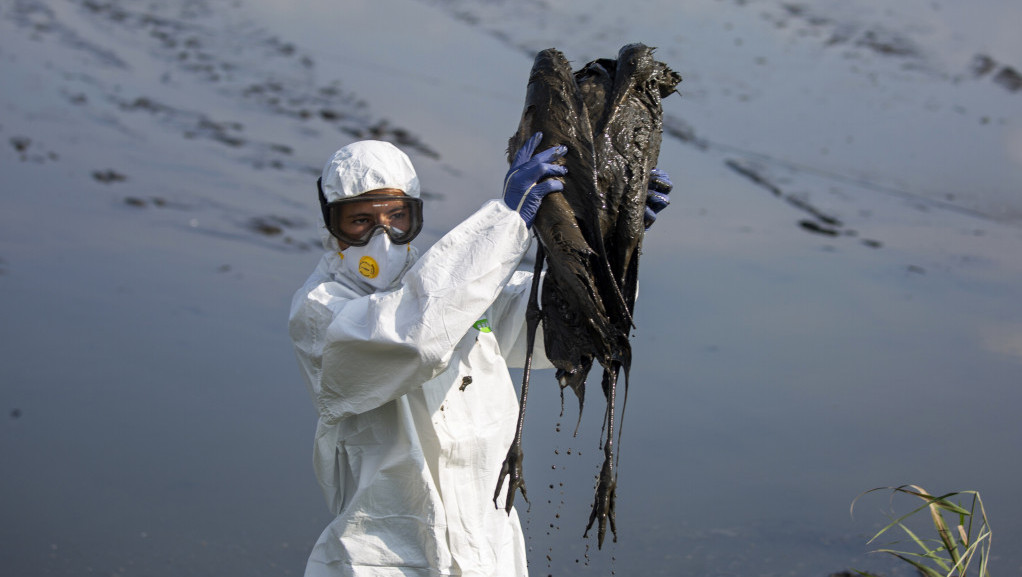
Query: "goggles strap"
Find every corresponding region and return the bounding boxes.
[317,178,332,231]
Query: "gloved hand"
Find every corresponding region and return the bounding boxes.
[644,167,673,230]
[503,131,568,228]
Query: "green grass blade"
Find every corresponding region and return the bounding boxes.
[880,551,946,577]
[895,522,951,571]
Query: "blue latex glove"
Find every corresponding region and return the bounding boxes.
[644,168,673,230]
[502,132,568,228]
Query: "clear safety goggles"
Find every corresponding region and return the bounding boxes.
[323,194,423,247]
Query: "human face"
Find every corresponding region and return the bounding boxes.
[327,188,423,250]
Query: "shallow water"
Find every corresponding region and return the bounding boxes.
[2,0,1021,575]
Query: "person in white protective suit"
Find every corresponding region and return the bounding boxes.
[288,134,672,577]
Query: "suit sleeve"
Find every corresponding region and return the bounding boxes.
[489,269,555,370]
[289,200,531,423]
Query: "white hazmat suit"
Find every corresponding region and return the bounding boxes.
[289,141,550,577]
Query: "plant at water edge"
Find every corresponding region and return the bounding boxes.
[851,485,992,577]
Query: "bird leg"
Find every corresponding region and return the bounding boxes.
[584,363,620,548]
[494,244,546,513]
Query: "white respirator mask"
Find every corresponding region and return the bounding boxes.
[339,229,414,291]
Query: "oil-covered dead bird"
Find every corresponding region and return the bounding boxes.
[493,44,681,547]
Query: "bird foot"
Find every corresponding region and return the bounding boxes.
[494,442,529,514]
[583,456,617,548]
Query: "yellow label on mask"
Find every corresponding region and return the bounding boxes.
[358,256,379,278]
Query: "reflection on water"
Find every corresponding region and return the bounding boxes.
[2,0,1021,575]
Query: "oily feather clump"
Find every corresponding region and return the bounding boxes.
[496,43,681,548]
